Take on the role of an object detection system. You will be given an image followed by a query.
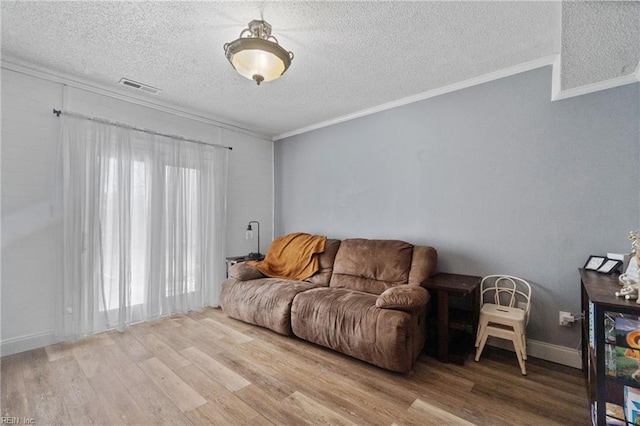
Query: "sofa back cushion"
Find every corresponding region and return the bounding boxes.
[408,245,438,286]
[305,239,341,286]
[329,239,414,295]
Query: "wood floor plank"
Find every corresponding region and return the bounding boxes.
[148,321,197,352]
[185,311,229,338]
[470,355,588,409]
[49,357,111,425]
[275,369,401,425]
[112,363,193,425]
[280,391,358,425]
[230,339,323,381]
[0,353,30,419]
[137,333,191,371]
[0,307,591,425]
[184,401,241,426]
[211,347,297,401]
[87,370,144,425]
[199,307,255,331]
[108,329,155,363]
[179,346,251,392]
[72,332,118,378]
[44,341,76,362]
[201,317,253,344]
[256,332,421,408]
[21,348,72,425]
[413,372,529,425]
[418,356,586,426]
[234,384,311,425]
[176,364,261,424]
[422,354,588,423]
[408,398,477,426]
[177,315,238,353]
[138,357,207,413]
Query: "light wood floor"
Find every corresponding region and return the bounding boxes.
[1,307,589,425]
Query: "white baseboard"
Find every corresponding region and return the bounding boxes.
[487,337,582,369]
[0,331,56,357]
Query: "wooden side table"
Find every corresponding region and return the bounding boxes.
[422,272,482,364]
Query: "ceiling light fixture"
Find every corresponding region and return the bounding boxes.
[223,20,293,85]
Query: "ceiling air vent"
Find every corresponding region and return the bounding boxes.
[118,78,161,95]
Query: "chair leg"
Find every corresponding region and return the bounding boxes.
[475,324,483,348]
[475,329,489,362]
[512,338,527,375]
[512,325,527,361]
[475,317,489,347]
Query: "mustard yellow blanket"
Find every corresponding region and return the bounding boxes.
[251,232,327,280]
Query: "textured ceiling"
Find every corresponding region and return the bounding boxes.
[1,1,638,138]
[561,1,640,90]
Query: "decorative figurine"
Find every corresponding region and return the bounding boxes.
[615,230,640,303]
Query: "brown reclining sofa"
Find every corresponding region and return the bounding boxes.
[220,238,437,373]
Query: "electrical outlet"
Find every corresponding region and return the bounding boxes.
[559,310,574,326]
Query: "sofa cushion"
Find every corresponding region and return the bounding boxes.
[329,239,414,295]
[228,262,266,281]
[220,278,322,335]
[291,287,419,373]
[305,239,341,286]
[376,285,430,312]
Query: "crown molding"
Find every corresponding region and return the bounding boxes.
[551,63,640,101]
[1,60,271,141]
[274,55,558,141]
[274,54,640,141]
[5,57,637,145]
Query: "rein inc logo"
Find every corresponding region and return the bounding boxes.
[1,418,34,424]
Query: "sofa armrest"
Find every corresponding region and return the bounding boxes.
[409,246,438,286]
[229,262,266,281]
[375,285,430,312]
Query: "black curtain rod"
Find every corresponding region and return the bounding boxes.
[52,109,233,151]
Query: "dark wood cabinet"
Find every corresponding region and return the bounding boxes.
[580,268,640,425]
[422,273,481,364]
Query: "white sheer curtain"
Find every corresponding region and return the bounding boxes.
[57,115,228,341]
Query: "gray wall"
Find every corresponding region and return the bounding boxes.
[274,66,640,349]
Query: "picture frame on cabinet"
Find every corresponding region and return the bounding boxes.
[598,259,623,275]
[585,256,606,271]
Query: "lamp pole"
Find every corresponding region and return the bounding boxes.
[247,221,261,258]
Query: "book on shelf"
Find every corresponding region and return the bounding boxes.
[607,312,623,344]
[606,402,625,426]
[590,301,594,349]
[606,344,616,377]
[604,316,640,382]
[615,346,640,383]
[626,386,640,425]
[615,317,640,350]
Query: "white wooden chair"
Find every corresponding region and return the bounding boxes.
[474,275,531,375]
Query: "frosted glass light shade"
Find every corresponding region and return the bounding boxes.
[224,20,293,85]
[232,48,286,83]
